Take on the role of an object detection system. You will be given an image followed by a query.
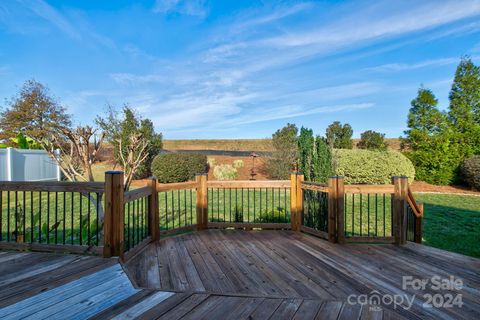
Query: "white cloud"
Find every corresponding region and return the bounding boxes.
[110,73,166,85]
[153,0,208,17]
[365,57,460,72]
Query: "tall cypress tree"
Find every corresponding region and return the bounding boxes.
[298,127,314,180]
[448,57,480,156]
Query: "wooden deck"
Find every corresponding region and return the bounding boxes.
[0,230,479,319]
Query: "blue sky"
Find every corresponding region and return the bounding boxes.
[0,0,479,139]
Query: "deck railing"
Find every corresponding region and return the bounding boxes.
[0,171,424,259]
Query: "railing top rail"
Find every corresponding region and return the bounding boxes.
[207,180,290,189]
[344,184,394,194]
[301,181,329,192]
[124,186,152,203]
[156,181,197,192]
[407,188,423,218]
[0,181,104,193]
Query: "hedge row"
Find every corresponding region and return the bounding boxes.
[151,153,207,183]
[333,149,415,184]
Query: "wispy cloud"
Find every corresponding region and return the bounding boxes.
[365,57,460,72]
[21,0,80,39]
[153,0,208,18]
[262,0,480,48]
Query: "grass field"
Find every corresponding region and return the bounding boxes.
[414,193,480,258]
[162,138,402,151]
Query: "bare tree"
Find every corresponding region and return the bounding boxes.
[43,126,105,182]
[117,133,149,191]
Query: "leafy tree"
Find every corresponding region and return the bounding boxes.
[448,57,480,156]
[96,105,162,179]
[0,80,71,144]
[266,123,298,179]
[403,87,461,184]
[326,121,353,149]
[357,130,387,150]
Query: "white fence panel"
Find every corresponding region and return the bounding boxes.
[0,148,60,182]
[0,149,7,181]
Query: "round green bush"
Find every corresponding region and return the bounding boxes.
[333,149,415,184]
[461,155,480,190]
[151,153,207,183]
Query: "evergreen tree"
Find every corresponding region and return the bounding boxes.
[312,136,333,183]
[403,87,461,184]
[448,57,480,156]
[357,130,387,150]
[266,123,298,179]
[298,127,314,180]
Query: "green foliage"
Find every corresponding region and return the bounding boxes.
[334,149,415,184]
[151,153,207,183]
[213,164,238,180]
[10,133,42,149]
[254,208,289,223]
[326,121,353,149]
[207,158,215,168]
[97,105,162,178]
[461,155,480,190]
[233,159,244,168]
[266,123,298,179]
[297,127,315,180]
[297,127,333,183]
[357,130,387,150]
[0,79,71,144]
[313,136,333,183]
[403,88,462,185]
[448,57,480,156]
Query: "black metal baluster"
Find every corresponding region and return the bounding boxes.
[15,191,18,242]
[63,192,66,244]
[79,193,83,245]
[71,192,74,244]
[23,191,26,241]
[351,194,354,236]
[375,194,378,237]
[367,194,370,237]
[383,194,386,237]
[31,191,34,242]
[171,191,175,229]
[284,188,287,223]
[96,193,100,246]
[7,191,11,241]
[87,193,91,245]
[38,191,41,243]
[127,202,130,250]
[55,192,58,244]
[253,189,256,222]
[164,192,168,230]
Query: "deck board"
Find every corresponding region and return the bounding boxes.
[0,229,479,319]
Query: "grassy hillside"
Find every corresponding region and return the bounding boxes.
[163,138,402,151]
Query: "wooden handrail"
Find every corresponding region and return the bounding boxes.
[207,180,290,189]
[124,186,152,203]
[0,181,104,193]
[407,187,423,218]
[301,181,329,192]
[156,181,197,192]
[344,184,394,194]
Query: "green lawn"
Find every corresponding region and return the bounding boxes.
[414,193,480,258]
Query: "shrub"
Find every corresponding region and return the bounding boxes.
[151,153,207,183]
[207,158,215,168]
[266,123,298,179]
[461,156,480,190]
[254,208,290,223]
[357,130,387,150]
[233,159,244,168]
[333,149,415,184]
[213,164,237,180]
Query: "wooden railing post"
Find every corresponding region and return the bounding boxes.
[392,176,408,245]
[327,176,338,243]
[196,174,208,230]
[148,177,159,242]
[104,171,124,258]
[336,176,345,244]
[290,173,303,231]
[415,202,424,244]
